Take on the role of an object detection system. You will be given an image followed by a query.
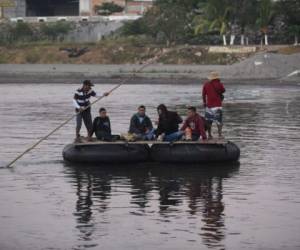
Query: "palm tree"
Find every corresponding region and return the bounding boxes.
[276,0,300,46]
[194,0,231,46]
[288,25,300,45]
[256,0,274,46]
[229,0,258,45]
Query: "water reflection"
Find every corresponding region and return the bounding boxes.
[65,163,239,249]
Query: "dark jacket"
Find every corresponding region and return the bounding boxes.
[92,116,111,140]
[129,114,153,134]
[156,111,183,136]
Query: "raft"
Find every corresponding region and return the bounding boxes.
[63,142,150,163]
[150,141,240,163]
[63,140,240,164]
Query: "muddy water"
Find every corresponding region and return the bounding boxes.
[0,83,300,250]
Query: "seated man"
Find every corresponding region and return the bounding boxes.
[156,104,183,142]
[129,105,155,140]
[91,107,119,141]
[180,106,207,141]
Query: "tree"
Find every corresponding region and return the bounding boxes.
[139,0,199,45]
[8,22,34,42]
[230,0,258,45]
[121,18,149,36]
[256,0,274,45]
[40,21,72,42]
[276,0,300,45]
[288,25,300,45]
[94,2,124,16]
[194,0,231,46]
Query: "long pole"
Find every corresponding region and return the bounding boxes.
[5,52,168,168]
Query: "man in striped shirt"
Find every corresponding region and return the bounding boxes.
[73,80,109,140]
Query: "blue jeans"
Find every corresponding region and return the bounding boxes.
[136,128,155,140]
[164,131,184,142]
[144,128,155,140]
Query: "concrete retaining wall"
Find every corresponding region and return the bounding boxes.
[65,20,123,42]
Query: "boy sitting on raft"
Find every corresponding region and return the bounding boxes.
[91,107,120,141]
[180,106,207,141]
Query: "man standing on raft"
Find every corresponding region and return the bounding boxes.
[202,72,225,139]
[73,80,109,140]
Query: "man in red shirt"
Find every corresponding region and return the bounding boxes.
[180,106,207,141]
[202,72,225,139]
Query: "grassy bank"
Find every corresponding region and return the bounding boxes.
[0,37,247,65]
[0,38,299,65]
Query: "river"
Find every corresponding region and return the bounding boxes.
[0,83,300,250]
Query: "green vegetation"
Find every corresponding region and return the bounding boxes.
[0,21,72,45]
[277,0,300,45]
[121,0,300,46]
[94,2,124,15]
[0,0,299,66]
[0,22,35,44]
[40,21,72,42]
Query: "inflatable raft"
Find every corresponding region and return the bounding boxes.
[63,142,150,163]
[63,140,240,164]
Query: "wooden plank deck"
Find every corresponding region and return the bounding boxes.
[73,139,227,146]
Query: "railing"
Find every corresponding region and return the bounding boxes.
[7,15,141,23]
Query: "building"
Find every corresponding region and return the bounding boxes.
[0,0,154,18]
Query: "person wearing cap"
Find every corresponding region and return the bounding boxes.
[73,80,109,140]
[202,72,225,139]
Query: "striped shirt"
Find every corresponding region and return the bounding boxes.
[73,88,97,109]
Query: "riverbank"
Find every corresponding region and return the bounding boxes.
[0,52,299,84]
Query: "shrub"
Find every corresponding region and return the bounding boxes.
[40,21,72,42]
[25,51,40,63]
[94,2,124,15]
[8,23,34,42]
[121,19,149,36]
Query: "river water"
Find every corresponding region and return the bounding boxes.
[0,83,300,250]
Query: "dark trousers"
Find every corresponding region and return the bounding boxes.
[95,131,120,141]
[191,134,200,141]
[76,109,93,136]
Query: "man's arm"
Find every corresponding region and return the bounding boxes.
[147,117,153,130]
[93,90,109,98]
[73,94,81,110]
[129,116,139,134]
[218,82,225,94]
[156,118,162,136]
[73,99,80,109]
[176,113,183,124]
[180,120,188,131]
